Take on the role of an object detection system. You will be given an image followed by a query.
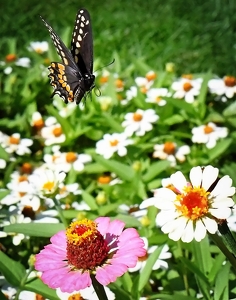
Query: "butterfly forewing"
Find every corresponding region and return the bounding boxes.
[41,8,95,105]
[71,9,93,74]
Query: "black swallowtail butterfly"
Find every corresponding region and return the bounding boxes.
[40,9,95,105]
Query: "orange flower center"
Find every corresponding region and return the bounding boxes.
[140,86,148,94]
[21,163,32,174]
[5,54,17,62]
[99,76,109,84]
[155,96,161,102]
[146,71,156,81]
[182,74,193,80]
[52,126,62,137]
[183,82,193,92]
[19,192,27,197]
[18,175,28,182]
[9,136,20,145]
[109,139,119,147]
[33,118,44,130]
[204,125,214,134]
[224,76,236,87]
[163,142,176,155]
[133,112,143,122]
[68,293,83,300]
[66,220,109,270]
[98,175,112,184]
[66,152,77,163]
[115,79,124,89]
[175,186,210,220]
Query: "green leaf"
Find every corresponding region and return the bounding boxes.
[0,144,9,161]
[142,160,170,182]
[25,277,59,300]
[82,190,98,210]
[207,138,232,161]
[138,245,164,291]
[214,262,230,300]
[4,223,65,237]
[114,214,141,227]
[101,112,123,132]
[0,251,26,286]
[223,101,236,117]
[93,155,135,182]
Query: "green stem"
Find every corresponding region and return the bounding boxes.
[52,196,68,228]
[14,265,34,300]
[91,274,108,300]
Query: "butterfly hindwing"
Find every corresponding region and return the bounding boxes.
[41,8,95,104]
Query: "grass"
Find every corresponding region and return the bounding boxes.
[1,0,235,76]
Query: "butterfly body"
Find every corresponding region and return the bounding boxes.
[41,9,95,104]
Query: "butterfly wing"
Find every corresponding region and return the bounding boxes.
[71,9,93,74]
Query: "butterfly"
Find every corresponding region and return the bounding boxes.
[40,9,95,105]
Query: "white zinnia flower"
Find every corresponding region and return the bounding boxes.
[140,166,235,243]
[208,76,236,99]
[28,41,49,53]
[122,109,159,137]
[191,122,228,149]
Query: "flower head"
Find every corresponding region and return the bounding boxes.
[41,117,65,146]
[0,132,33,155]
[35,217,146,293]
[171,77,202,103]
[140,166,235,243]
[96,133,133,159]
[146,88,169,106]
[122,109,159,137]
[208,76,236,99]
[28,41,49,54]
[192,122,228,149]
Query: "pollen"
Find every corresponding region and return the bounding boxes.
[224,76,236,87]
[183,82,193,92]
[175,186,210,220]
[204,125,214,134]
[9,136,20,145]
[66,220,109,270]
[109,139,119,147]
[66,152,77,163]
[43,181,55,192]
[133,112,143,122]
[163,142,176,155]
[52,126,62,137]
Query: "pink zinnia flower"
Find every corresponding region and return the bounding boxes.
[35,217,146,293]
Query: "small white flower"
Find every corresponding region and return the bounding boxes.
[192,122,228,149]
[171,77,203,103]
[122,109,159,136]
[96,133,133,159]
[1,133,33,155]
[153,142,190,166]
[56,183,81,200]
[0,158,6,169]
[141,166,235,243]
[41,117,65,146]
[129,237,171,272]
[208,76,236,98]
[31,111,44,130]
[146,88,169,106]
[15,57,31,68]
[28,41,49,53]
[29,169,66,196]
[4,66,13,75]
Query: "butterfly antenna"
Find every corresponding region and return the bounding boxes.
[94,58,115,73]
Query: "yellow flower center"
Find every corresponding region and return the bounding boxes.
[9,136,20,145]
[155,96,161,102]
[163,142,176,155]
[204,125,214,134]
[224,76,236,87]
[183,82,193,92]
[66,152,77,163]
[18,175,28,182]
[133,112,143,122]
[98,175,112,184]
[68,293,84,300]
[140,86,148,94]
[35,48,43,54]
[115,78,124,89]
[175,186,210,220]
[146,71,156,81]
[182,74,193,80]
[43,181,55,192]
[52,126,62,137]
[109,139,119,147]
[99,76,109,84]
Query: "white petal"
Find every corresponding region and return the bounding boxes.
[202,165,219,190]
[209,207,232,219]
[202,217,218,234]
[171,171,187,192]
[211,175,234,197]
[181,220,194,243]
[194,219,207,241]
[189,166,202,187]
[140,198,156,208]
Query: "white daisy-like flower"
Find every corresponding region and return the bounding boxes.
[56,285,115,300]
[135,71,156,93]
[140,166,235,243]
[96,133,133,159]
[0,158,6,169]
[29,169,66,197]
[153,142,190,166]
[208,76,236,99]
[44,151,91,172]
[146,88,169,106]
[129,237,171,272]
[15,57,31,68]
[31,111,44,131]
[4,66,13,75]
[171,77,203,103]
[0,133,33,155]
[191,122,228,149]
[28,41,49,53]
[41,116,66,146]
[122,109,159,136]
[56,182,81,200]
[226,207,236,232]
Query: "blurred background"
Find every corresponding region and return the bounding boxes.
[1,0,236,76]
